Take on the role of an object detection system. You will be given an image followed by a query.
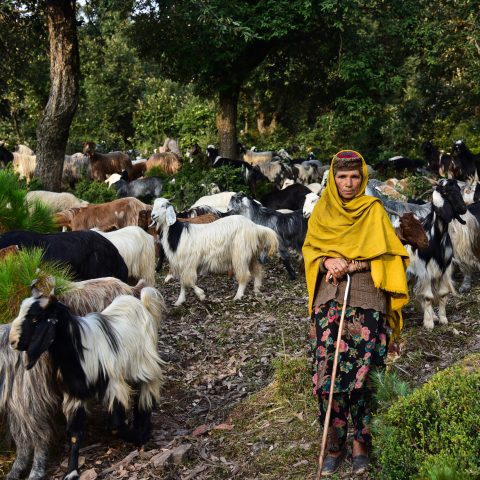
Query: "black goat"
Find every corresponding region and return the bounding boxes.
[0,230,129,282]
[376,156,425,175]
[260,183,311,210]
[227,192,307,279]
[450,140,480,183]
[0,144,14,168]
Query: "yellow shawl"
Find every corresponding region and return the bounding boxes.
[302,150,410,338]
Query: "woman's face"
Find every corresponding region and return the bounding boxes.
[334,169,362,200]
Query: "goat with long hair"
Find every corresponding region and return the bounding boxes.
[9,285,165,480]
[151,198,279,305]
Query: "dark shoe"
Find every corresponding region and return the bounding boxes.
[321,452,344,476]
[352,454,370,474]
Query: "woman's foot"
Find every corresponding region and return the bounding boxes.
[321,450,345,476]
[352,440,370,474]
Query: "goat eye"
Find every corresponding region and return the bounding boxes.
[32,318,38,324]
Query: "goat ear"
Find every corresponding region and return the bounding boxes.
[30,279,43,299]
[47,288,58,305]
[166,205,177,226]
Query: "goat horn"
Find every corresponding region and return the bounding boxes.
[30,279,43,299]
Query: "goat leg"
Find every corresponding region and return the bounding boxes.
[63,406,87,480]
[6,438,32,480]
[122,394,152,446]
[109,400,128,436]
[28,444,50,480]
[279,245,296,280]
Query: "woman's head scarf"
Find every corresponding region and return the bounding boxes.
[302,150,410,338]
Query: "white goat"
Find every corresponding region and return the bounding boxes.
[26,190,89,213]
[91,226,156,286]
[190,191,236,213]
[303,192,320,217]
[151,198,279,305]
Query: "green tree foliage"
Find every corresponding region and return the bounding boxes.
[69,9,145,151]
[132,78,216,153]
[0,1,49,145]
[373,354,480,480]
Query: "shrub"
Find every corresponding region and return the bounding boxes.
[400,175,433,200]
[72,178,117,204]
[0,170,56,233]
[161,163,248,211]
[373,354,480,480]
[0,247,72,324]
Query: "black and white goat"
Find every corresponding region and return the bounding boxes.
[151,198,279,305]
[227,192,308,280]
[405,179,467,329]
[448,201,480,292]
[9,285,165,480]
[0,323,59,480]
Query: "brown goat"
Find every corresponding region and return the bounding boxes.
[0,244,19,259]
[395,212,429,250]
[83,141,132,181]
[56,278,146,317]
[177,213,220,224]
[129,160,147,180]
[55,197,151,232]
[145,152,181,176]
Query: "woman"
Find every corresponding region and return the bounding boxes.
[303,150,409,476]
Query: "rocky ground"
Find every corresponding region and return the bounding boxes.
[1,263,479,480]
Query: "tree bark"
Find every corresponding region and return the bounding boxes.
[216,86,239,159]
[35,0,80,191]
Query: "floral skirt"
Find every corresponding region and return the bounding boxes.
[310,300,390,396]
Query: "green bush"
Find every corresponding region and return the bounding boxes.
[373,354,480,480]
[161,163,248,211]
[400,175,433,200]
[0,248,73,324]
[72,178,117,204]
[0,170,56,233]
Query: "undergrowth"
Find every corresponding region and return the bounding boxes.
[0,248,73,324]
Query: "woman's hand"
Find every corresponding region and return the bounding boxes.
[324,257,349,285]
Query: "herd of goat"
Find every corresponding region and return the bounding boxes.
[0,137,480,479]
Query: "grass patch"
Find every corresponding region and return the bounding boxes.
[210,355,320,479]
[0,248,73,324]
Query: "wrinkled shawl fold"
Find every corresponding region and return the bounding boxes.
[302,150,410,337]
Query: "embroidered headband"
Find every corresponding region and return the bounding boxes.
[332,150,363,175]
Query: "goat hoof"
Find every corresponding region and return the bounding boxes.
[439,316,448,325]
[62,470,80,480]
[423,321,434,330]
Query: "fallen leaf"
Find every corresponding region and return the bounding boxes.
[192,424,210,436]
[212,423,234,431]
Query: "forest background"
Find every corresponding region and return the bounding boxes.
[1,0,479,178]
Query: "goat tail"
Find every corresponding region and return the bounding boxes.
[140,287,167,329]
[258,226,279,257]
[132,278,147,298]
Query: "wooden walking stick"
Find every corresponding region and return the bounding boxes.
[315,273,352,480]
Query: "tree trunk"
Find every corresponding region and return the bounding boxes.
[216,86,239,159]
[35,0,80,191]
